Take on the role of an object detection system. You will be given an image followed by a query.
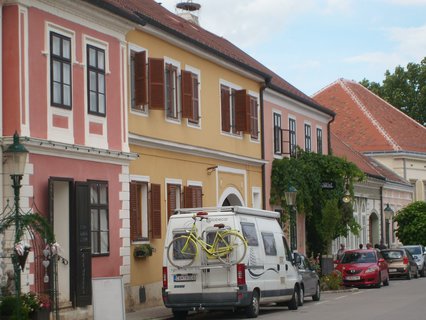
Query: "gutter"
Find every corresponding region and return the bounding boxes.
[327,114,335,155]
[260,78,271,210]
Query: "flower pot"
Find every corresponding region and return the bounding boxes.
[31,309,50,320]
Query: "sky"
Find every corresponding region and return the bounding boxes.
[157,0,426,96]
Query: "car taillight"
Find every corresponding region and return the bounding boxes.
[237,263,246,286]
[162,267,168,289]
[403,257,409,265]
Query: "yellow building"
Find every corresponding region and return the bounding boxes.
[117,1,270,308]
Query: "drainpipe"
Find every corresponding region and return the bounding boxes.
[380,186,384,241]
[260,77,271,210]
[327,114,335,155]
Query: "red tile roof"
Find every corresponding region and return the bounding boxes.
[87,0,334,116]
[330,132,409,185]
[314,79,426,153]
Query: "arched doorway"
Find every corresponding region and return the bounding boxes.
[369,212,379,246]
[218,187,244,207]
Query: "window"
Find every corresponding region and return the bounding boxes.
[131,50,147,112]
[182,70,199,124]
[183,186,203,208]
[304,123,311,152]
[221,85,256,136]
[289,118,296,157]
[130,182,161,240]
[87,45,106,116]
[250,96,258,139]
[50,32,71,108]
[90,182,109,255]
[273,113,282,154]
[129,181,148,241]
[165,63,179,119]
[317,128,323,154]
[167,184,181,220]
[241,223,259,246]
[261,232,277,256]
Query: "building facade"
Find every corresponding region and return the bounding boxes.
[0,1,136,318]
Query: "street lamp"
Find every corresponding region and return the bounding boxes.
[384,203,394,247]
[3,132,28,303]
[284,184,297,251]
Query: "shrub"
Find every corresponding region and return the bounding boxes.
[320,270,343,291]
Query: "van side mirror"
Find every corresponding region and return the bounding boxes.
[293,254,301,266]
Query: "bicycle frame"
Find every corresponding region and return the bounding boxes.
[182,216,233,258]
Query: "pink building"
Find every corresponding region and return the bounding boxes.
[1,1,136,317]
[263,75,335,254]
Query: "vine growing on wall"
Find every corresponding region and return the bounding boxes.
[270,148,365,256]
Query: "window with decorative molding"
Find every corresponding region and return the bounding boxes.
[51,32,72,109]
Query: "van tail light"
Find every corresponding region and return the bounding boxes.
[237,263,246,286]
[162,267,168,289]
[403,257,409,265]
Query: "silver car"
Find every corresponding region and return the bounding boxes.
[293,252,321,306]
[401,245,426,277]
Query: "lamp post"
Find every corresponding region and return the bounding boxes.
[284,184,297,251]
[384,203,394,247]
[3,132,28,305]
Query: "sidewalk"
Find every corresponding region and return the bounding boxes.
[126,305,173,320]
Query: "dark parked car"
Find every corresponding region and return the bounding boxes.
[293,253,320,306]
[381,248,418,279]
[335,249,389,288]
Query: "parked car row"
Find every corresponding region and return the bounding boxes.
[334,245,426,288]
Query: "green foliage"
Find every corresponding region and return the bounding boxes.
[320,270,343,291]
[393,201,426,245]
[360,57,426,126]
[0,212,55,244]
[0,295,30,319]
[270,148,364,256]
[133,244,154,258]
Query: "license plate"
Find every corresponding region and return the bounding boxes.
[389,268,397,272]
[345,276,360,281]
[174,274,197,282]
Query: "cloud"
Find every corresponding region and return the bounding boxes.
[389,25,426,61]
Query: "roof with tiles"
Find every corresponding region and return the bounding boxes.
[313,78,426,153]
[331,132,410,186]
[86,0,334,116]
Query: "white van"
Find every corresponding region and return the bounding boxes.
[162,206,302,319]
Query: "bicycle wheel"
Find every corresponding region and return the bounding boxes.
[214,231,247,265]
[167,236,198,268]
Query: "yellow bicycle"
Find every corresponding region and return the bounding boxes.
[167,211,247,268]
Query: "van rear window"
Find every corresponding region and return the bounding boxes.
[241,223,259,246]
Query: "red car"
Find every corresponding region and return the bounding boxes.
[335,249,389,288]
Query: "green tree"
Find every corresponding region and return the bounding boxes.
[270,149,364,257]
[360,57,426,126]
[394,201,426,245]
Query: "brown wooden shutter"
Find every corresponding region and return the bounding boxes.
[129,182,142,241]
[181,70,193,118]
[148,58,164,110]
[134,51,147,107]
[235,89,250,133]
[150,183,162,239]
[184,186,203,208]
[221,86,230,132]
[250,97,258,139]
[167,184,178,220]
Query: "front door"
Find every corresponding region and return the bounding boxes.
[49,179,92,308]
[74,182,92,307]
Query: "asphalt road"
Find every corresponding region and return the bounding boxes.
[187,277,426,320]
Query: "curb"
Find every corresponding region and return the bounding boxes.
[322,287,359,294]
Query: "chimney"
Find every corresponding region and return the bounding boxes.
[176,1,201,25]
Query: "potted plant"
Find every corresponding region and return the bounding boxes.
[133,244,154,258]
[21,292,51,320]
